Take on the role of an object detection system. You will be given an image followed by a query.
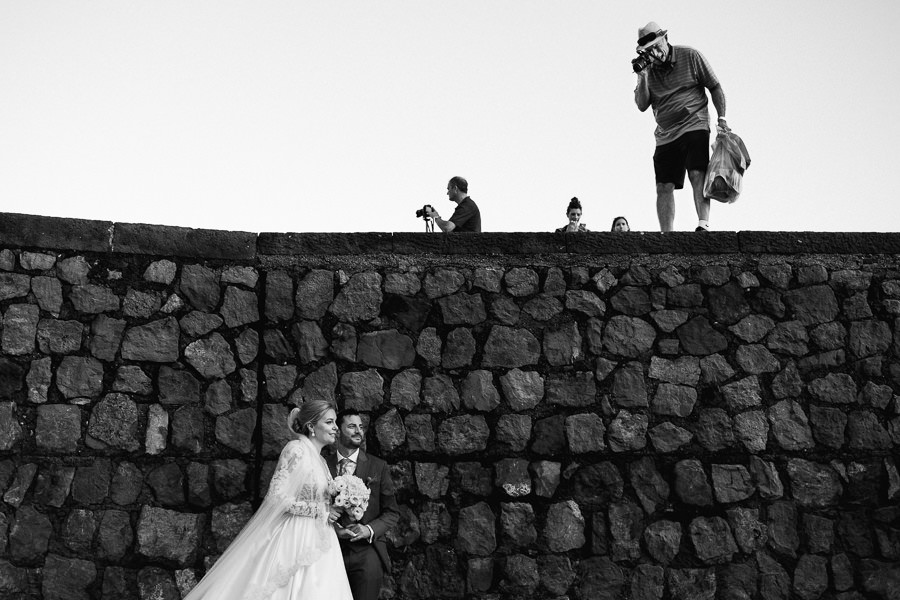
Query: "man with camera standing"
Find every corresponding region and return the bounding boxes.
[633,22,728,232]
[424,176,481,232]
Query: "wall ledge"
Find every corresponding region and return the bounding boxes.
[0,212,113,253]
[3,213,900,258]
[113,221,257,260]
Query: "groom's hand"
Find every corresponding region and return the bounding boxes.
[347,524,371,543]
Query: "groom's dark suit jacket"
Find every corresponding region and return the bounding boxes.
[326,449,400,572]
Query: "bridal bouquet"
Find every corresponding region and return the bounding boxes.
[328,474,371,522]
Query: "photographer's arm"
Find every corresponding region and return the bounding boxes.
[427,208,456,232]
[435,217,456,233]
[634,71,651,112]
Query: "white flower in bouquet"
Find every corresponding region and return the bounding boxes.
[349,504,365,521]
[328,474,371,522]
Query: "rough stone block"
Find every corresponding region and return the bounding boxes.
[438,415,489,455]
[357,329,415,370]
[544,500,585,552]
[414,462,449,500]
[121,317,180,362]
[330,272,382,322]
[184,333,237,379]
[0,402,24,451]
[2,304,39,355]
[495,458,531,498]
[36,404,82,452]
[404,413,434,452]
[565,413,605,453]
[215,408,256,453]
[87,394,141,452]
[457,502,496,556]
[42,553,97,600]
[136,507,205,566]
[690,516,738,564]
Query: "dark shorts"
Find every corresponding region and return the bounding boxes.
[653,129,710,189]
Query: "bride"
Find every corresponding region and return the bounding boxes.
[183,399,353,600]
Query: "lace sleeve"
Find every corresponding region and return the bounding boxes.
[286,500,326,518]
[266,440,304,502]
[285,457,330,519]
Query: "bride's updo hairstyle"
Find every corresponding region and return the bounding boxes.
[287,399,337,438]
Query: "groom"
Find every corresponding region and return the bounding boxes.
[327,408,399,600]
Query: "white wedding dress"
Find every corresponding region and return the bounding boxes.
[183,435,353,600]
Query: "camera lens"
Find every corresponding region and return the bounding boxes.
[632,55,650,73]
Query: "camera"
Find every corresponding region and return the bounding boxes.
[632,51,652,73]
[415,204,433,219]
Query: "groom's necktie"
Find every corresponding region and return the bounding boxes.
[338,457,354,476]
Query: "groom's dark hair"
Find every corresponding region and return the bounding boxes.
[336,408,362,428]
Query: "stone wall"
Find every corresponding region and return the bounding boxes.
[1,213,900,599]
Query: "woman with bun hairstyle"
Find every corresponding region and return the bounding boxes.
[183,398,353,600]
[555,197,589,232]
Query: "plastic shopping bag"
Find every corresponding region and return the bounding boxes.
[703,130,751,203]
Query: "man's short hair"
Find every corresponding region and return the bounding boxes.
[449,176,468,194]
[337,408,362,427]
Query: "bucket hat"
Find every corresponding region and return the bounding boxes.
[637,21,667,52]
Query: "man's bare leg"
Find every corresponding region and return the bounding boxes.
[689,169,710,228]
[656,182,676,232]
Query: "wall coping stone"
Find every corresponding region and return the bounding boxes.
[738,231,900,254]
[113,221,257,260]
[3,212,900,258]
[0,212,113,253]
[0,213,256,260]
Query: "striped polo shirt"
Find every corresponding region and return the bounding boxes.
[646,45,720,146]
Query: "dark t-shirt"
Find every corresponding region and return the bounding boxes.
[449,197,481,232]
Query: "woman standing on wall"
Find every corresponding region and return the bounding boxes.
[183,398,353,600]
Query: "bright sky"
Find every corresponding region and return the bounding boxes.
[2,1,898,234]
